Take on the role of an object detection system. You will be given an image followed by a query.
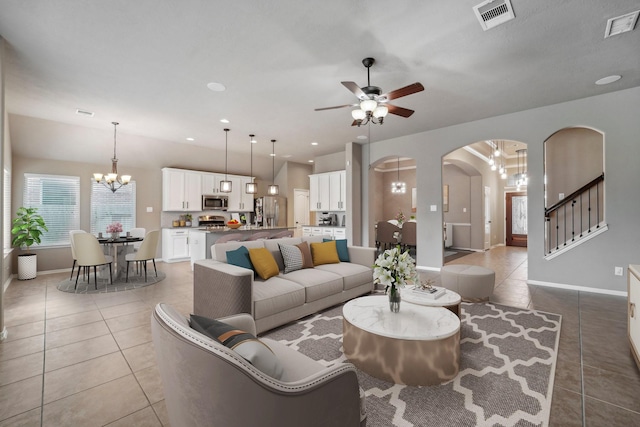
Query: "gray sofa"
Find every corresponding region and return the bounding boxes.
[193,236,376,334]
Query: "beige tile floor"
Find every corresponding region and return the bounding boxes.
[0,247,638,426]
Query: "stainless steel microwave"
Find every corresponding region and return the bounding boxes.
[202,195,228,211]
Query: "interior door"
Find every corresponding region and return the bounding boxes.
[506,192,528,247]
[484,186,491,250]
[294,189,310,231]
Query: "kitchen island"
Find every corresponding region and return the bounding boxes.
[189,226,294,268]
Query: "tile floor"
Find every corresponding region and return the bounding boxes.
[0,246,638,426]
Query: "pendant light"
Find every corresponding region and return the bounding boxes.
[220,128,232,193]
[93,122,132,193]
[268,139,279,195]
[391,156,406,193]
[246,134,258,194]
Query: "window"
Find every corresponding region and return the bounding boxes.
[90,181,136,235]
[4,168,11,251]
[23,173,80,247]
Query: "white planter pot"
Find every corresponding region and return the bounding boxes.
[18,253,37,280]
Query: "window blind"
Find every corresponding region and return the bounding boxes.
[23,173,80,247]
[90,181,136,235]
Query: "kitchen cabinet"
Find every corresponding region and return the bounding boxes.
[302,227,312,237]
[329,170,346,211]
[189,230,207,269]
[162,228,190,262]
[309,173,330,211]
[201,172,228,195]
[162,168,203,211]
[629,265,640,369]
[310,171,346,212]
[227,175,255,212]
[333,228,346,240]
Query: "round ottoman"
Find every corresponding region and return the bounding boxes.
[440,265,495,302]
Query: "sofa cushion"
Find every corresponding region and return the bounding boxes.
[310,241,340,266]
[315,262,373,291]
[295,241,314,269]
[189,314,284,379]
[253,276,306,319]
[279,243,304,274]
[282,269,343,303]
[213,240,265,263]
[226,246,254,271]
[323,238,350,262]
[249,248,280,280]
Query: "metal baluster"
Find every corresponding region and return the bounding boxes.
[579,193,583,237]
[571,199,575,241]
[563,205,567,246]
[596,181,600,228]
[588,187,592,233]
[555,213,559,250]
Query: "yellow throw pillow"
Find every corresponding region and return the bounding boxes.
[248,247,280,280]
[310,240,340,266]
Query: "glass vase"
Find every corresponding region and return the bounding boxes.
[110,232,120,240]
[388,286,401,313]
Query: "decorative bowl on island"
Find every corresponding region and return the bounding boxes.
[227,220,242,229]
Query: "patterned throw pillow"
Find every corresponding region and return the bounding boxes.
[279,243,304,274]
[190,314,284,379]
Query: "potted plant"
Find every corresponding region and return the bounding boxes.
[11,206,48,280]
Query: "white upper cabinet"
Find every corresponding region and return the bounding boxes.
[310,171,346,212]
[227,175,255,212]
[162,168,203,212]
[201,172,228,195]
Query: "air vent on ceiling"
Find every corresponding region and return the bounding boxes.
[473,0,515,31]
[604,10,639,38]
[75,109,94,117]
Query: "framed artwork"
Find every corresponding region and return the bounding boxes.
[443,185,449,212]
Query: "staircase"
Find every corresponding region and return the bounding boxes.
[545,173,607,260]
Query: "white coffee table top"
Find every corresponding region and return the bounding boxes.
[401,286,462,307]
[342,295,460,341]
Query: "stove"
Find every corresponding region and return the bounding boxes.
[198,215,226,230]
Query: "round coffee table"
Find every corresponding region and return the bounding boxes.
[342,295,460,386]
[401,286,462,317]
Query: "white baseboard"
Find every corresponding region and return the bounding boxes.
[417,265,441,272]
[528,279,627,297]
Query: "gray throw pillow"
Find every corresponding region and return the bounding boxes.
[190,314,284,379]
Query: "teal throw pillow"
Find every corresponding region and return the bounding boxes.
[226,246,254,271]
[323,238,350,262]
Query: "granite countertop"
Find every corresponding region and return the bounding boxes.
[303,224,345,228]
[196,226,293,233]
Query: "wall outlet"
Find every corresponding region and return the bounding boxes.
[559,193,565,200]
[146,206,153,213]
[463,207,467,213]
[615,266,624,276]
[430,205,437,212]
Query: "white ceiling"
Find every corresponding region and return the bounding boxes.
[1,1,639,170]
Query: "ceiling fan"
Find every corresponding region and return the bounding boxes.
[315,57,424,126]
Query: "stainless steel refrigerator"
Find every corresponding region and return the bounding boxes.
[254,196,287,227]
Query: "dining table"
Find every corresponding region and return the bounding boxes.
[97,236,143,280]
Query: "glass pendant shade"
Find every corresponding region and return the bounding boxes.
[351,109,366,120]
[373,105,388,118]
[246,181,257,194]
[220,128,232,192]
[491,164,497,171]
[268,139,279,195]
[268,184,279,195]
[246,134,257,194]
[360,99,377,112]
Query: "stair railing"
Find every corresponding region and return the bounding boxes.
[544,173,604,254]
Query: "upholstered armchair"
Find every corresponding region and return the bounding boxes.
[151,304,366,427]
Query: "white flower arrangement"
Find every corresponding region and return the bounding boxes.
[373,245,418,294]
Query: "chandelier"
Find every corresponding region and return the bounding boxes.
[391,156,406,193]
[515,148,528,190]
[93,122,131,193]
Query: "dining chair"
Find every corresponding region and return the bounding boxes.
[376,221,401,252]
[400,221,417,254]
[129,227,146,251]
[125,229,160,282]
[245,231,272,241]
[69,229,87,280]
[73,233,113,290]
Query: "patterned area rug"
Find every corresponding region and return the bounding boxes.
[56,270,166,294]
[262,301,561,427]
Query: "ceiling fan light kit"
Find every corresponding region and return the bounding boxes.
[316,57,424,127]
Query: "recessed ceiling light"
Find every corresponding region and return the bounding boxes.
[220,118,229,123]
[595,75,621,85]
[308,160,314,163]
[311,142,319,146]
[186,137,195,141]
[357,135,368,140]
[207,82,226,92]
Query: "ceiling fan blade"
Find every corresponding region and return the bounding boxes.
[387,104,415,118]
[315,103,357,111]
[342,81,369,100]
[380,82,424,101]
